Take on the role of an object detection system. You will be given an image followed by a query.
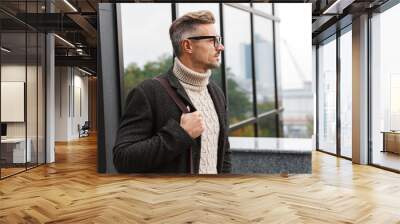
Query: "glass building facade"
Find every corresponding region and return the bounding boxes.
[315,0,400,172]
[119,3,313,139]
[370,3,400,171]
[316,28,353,159]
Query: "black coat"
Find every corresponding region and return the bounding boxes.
[113,69,231,174]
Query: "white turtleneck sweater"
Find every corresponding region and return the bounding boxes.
[173,58,220,174]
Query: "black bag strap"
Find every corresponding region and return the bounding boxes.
[153,76,193,174]
[153,77,189,113]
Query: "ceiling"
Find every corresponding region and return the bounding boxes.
[1,0,99,74]
[311,0,389,43]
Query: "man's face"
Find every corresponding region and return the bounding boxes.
[186,24,224,70]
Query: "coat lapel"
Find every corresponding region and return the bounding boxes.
[165,69,196,111]
[165,68,224,127]
[165,68,226,173]
[165,69,200,172]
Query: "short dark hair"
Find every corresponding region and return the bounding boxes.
[169,10,215,57]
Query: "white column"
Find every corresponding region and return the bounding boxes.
[54,67,73,141]
[352,14,369,164]
[46,33,55,163]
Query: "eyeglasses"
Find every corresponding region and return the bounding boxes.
[187,35,222,48]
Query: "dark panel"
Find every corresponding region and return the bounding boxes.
[97,3,120,173]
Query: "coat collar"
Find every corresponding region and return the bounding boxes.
[165,68,196,111]
[165,67,226,171]
[164,67,225,128]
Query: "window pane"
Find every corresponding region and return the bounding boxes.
[177,3,222,88]
[230,124,255,137]
[253,3,273,14]
[275,4,313,138]
[26,0,39,168]
[237,3,251,7]
[371,4,400,171]
[318,37,337,154]
[223,5,254,125]
[1,31,28,177]
[120,3,173,99]
[38,33,45,165]
[258,115,278,137]
[27,31,38,169]
[340,29,352,158]
[254,15,275,114]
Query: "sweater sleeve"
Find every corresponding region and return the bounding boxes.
[113,84,195,173]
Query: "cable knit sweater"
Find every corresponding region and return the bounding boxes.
[173,58,220,174]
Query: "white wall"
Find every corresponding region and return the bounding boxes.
[1,65,38,138]
[71,72,89,138]
[55,67,89,141]
[55,66,70,141]
[1,63,46,164]
[1,65,26,134]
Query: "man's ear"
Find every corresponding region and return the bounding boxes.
[182,39,193,54]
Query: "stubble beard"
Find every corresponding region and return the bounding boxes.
[208,61,220,70]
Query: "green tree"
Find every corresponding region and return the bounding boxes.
[124,54,173,97]
[226,77,252,123]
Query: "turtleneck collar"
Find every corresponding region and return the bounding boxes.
[173,57,211,91]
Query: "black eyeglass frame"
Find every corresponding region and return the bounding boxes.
[186,35,222,48]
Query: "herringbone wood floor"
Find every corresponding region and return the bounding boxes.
[1,135,400,224]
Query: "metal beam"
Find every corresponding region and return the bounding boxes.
[313,14,352,44]
[67,13,97,40]
[55,55,96,69]
[322,0,356,14]
[15,13,82,32]
[312,15,335,33]
[224,3,280,21]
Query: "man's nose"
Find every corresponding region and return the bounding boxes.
[217,44,224,51]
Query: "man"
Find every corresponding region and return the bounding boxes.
[113,10,231,174]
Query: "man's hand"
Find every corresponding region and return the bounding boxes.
[180,111,205,139]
